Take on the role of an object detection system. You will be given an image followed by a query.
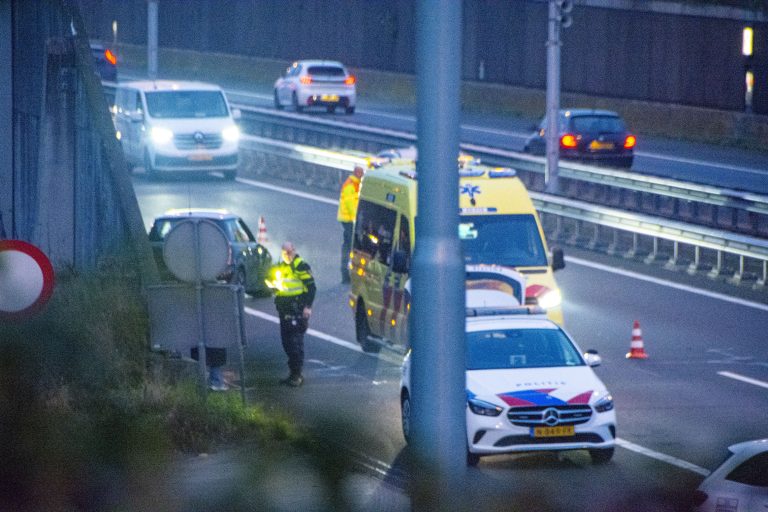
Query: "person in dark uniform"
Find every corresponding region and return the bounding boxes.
[266,241,316,387]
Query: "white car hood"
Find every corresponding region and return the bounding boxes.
[467,366,607,407]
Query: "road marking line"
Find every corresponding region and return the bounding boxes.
[244,306,711,476]
[567,256,768,312]
[718,371,768,389]
[615,438,710,476]
[236,177,339,205]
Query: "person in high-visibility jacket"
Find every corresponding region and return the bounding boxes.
[336,165,364,283]
[265,241,316,387]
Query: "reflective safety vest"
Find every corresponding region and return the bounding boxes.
[336,174,361,223]
[273,257,311,297]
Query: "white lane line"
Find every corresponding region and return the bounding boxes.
[615,438,710,476]
[244,307,404,366]
[718,371,768,389]
[244,306,710,476]
[236,177,339,205]
[566,256,768,313]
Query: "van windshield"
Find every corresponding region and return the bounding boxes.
[459,214,547,268]
[145,91,229,118]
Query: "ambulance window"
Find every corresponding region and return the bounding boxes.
[354,200,396,265]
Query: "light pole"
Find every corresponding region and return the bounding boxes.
[545,0,572,194]
[147,0,158,80]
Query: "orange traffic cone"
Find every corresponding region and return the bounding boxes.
[257,216,268,245]
[626,320,648,359]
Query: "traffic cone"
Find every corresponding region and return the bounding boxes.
[626,320,648,359]
[257,216,268,245]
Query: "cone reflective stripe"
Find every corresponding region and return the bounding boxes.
[257,216,268,245]
[626,320,648,359]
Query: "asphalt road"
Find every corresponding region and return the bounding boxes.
[134,173,768,511]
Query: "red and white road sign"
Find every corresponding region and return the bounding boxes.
[0,240,55,320]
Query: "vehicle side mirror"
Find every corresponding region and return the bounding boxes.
[129,110,144,122]
[583,349,601,367]
[231,108,242,120]
[551,247,565,271]
[392,250,409,274]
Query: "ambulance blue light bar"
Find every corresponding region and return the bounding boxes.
[488,168,517,178]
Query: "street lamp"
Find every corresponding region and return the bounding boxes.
[545,0,573,193]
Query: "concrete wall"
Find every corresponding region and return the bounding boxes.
[77,0,768,114]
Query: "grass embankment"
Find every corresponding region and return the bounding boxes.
[0,267,352,510]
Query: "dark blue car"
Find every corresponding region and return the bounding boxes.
[524,109,636,169]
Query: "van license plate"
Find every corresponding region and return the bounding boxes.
[189,153,213,161]
[321,94,339,102]
[532,425,574,437]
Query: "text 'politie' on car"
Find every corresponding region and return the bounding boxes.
[148,209,273,297]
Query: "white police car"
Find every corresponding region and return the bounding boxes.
[400,268,616,466]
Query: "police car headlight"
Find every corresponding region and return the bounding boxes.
[594,394,614,413]
[537,288,562,309]
[468,397,503,417]
[222,125,240,143]
[150,126,173,145]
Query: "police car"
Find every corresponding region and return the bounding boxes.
[400,268,616,466]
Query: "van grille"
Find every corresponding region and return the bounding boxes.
[174,132,223,150]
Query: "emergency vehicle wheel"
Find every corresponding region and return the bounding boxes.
[400,390,411,444]
[355,303,379,353]
[589,447,614,464]
[274,90,283,110]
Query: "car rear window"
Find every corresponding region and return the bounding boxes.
[307,66,346,77]
[570,115,626,133]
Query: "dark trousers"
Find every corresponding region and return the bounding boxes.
[279,314,308,376]
[341,221,353,281]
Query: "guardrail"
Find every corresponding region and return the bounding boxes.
[240,134,768,288]
[236,105,768,239]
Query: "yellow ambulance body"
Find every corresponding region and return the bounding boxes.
[348,161,564,352]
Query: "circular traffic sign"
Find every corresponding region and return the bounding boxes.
[163,219,230,283]
[0,240,55,320]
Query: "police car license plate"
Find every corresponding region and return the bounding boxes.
[321,94,339,102]
[589,140,615,150]
[532,425,574,437]
[188,153,213,161]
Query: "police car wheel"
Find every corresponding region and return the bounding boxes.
[467,450,480,467]
[401,391,411,444]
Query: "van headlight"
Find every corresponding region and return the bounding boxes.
[222,125,240,143]
[150,126,173,145]
[537,288,562,309]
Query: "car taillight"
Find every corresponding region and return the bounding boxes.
[104,49,117,66]
[560,133,578,148]
[624,134,637,149]
[344,75,356,86]
[299,76,312,85]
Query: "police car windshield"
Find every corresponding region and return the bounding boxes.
[145,91,229,119]
[466,328,584,370]
[459,214,547,268]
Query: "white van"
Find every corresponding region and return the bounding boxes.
[113,80,241,179]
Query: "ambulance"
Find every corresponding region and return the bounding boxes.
[348,160,565,352]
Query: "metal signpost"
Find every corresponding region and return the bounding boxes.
[147,0,158,80]
[545,0,573,194]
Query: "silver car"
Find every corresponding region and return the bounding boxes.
[692,439,768,511]
[273,60,356,114]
